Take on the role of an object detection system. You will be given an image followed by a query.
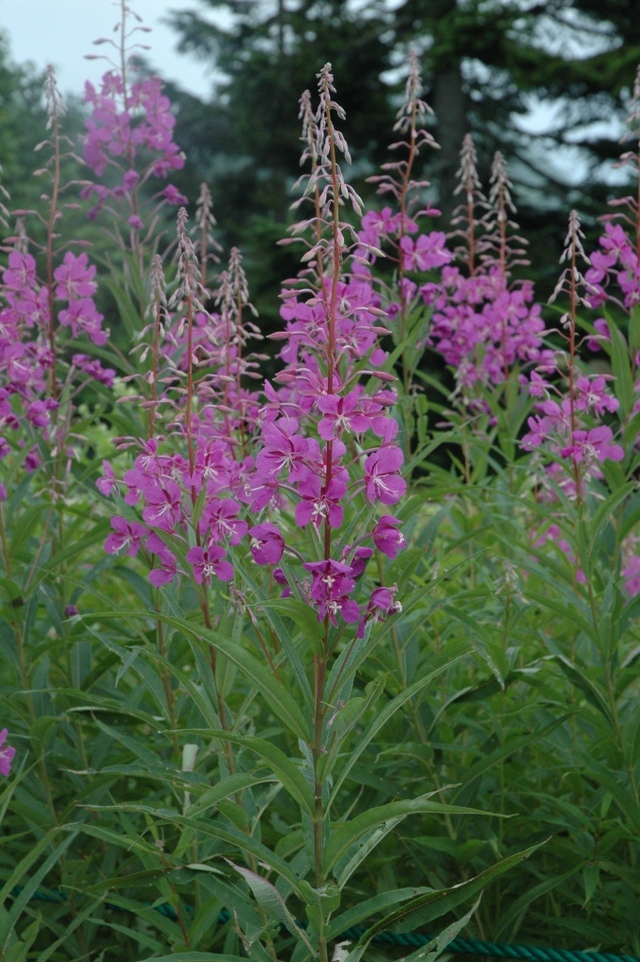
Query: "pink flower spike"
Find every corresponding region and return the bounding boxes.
[0,729,15,776]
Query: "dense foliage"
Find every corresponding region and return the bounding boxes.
[1,4,640,961]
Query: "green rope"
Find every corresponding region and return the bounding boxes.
[13,889,639,962]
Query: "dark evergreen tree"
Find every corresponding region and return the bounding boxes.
[0,33,49,212]
[164,0,640,306]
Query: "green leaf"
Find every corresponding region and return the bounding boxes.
[324,795,492,874]
[572,752,640,832]
[226,860,314,953]
[25,522,111,596]
[384,897,481,962]
[327,887,430,941]
[75,807,305,897]
[494,866,580,938]
[136,954,251,962]
[608,320,633,417]
[328,657,464,809]
[0,830,77,940]
[548,655,615,727]
[181,731,315,816]
[362,842,544,938]
[451,714,576,796]
[256,597,325,651]
[186,772,278,818]
[0,577,24,608]
[629,303,640,353]
[154,612,313,742]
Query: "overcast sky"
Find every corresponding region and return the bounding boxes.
[0,0,217,98]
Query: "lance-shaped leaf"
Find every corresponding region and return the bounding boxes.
[324,795,492,874]
[359,842,544,940]
[226,860,315,954]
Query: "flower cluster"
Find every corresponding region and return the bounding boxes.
[521,212,624,499]
[0,728,15,777]
[0,248,109,463]
[82,69,186,222]
[522,378,623,493]
[99,67,407,634]
[240,65,407,633]
[427,266,547,391]
[100,216,262,590]
[103,437,245,587]
[585,222,640,313]
[425,145,549,395]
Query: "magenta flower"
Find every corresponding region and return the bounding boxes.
[256,417,312,481]
[0,729,15,776]
[399,232,452,272]
[372,515,406,558]
[317,391,368,440]
[561,426,624,464]
[104,516,147,557]
[303,559,360,626]
[83,71,185,186]
[146,533,178,587]
[3,251,37,291]
[574,375,619,415]
[363,447,406,505]
[25,400,51,428]
[186,543,234,584]
[72,353,116,387]
[162,184,188,205]
[521,415,550,450]
[357,584,403,638]
[54,252,98,301]
[250,523,285,565]
[200,498,248,545]
[58,298,106,345]
[295,474,346,529]
[141,480,184,532]
[24,449,40,472]
[586,318,610,352]
[342,545,373,578]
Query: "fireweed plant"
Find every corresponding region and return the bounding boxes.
[1,3,640,960]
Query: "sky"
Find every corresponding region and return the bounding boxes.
[0,0,217,99]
